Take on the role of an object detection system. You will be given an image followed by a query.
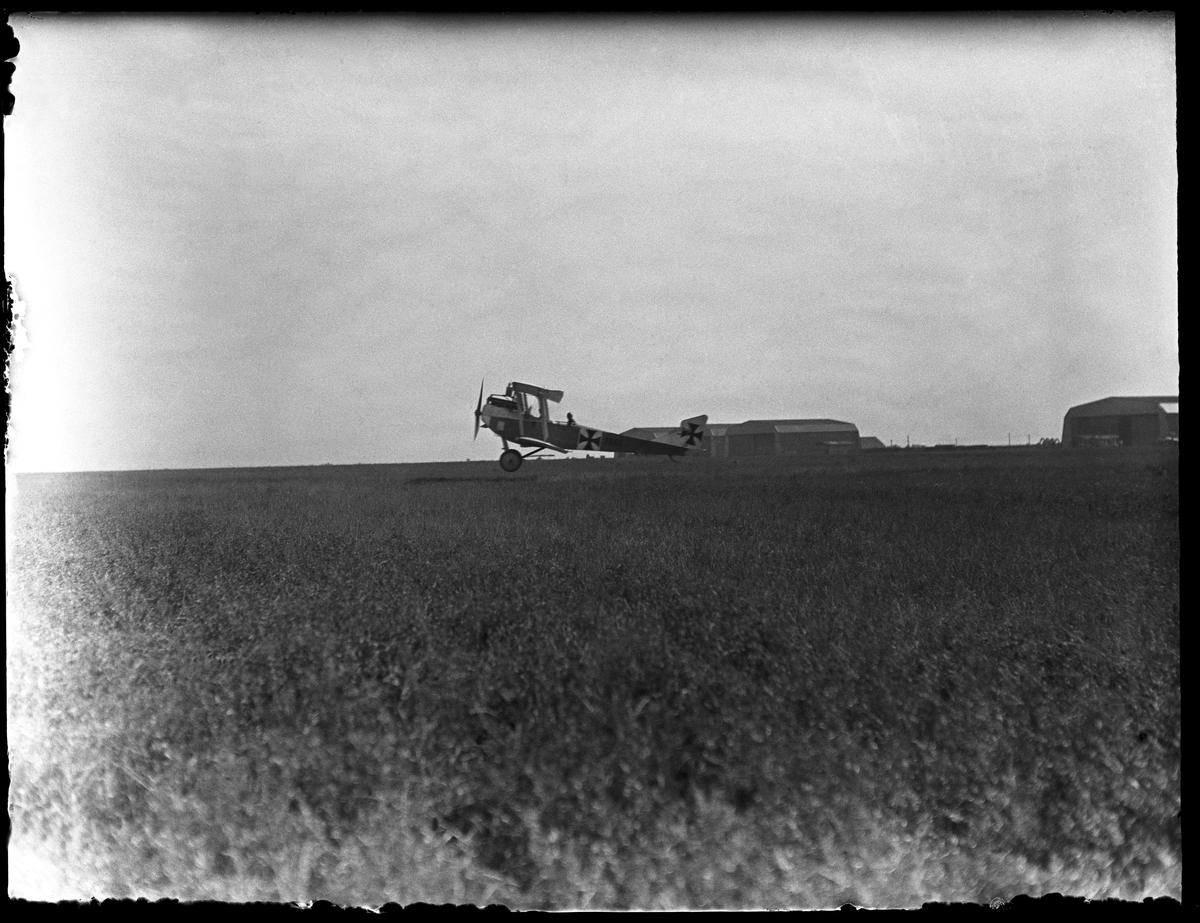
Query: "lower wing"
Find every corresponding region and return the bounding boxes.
[513,436,568,453]
[577,428,687,456]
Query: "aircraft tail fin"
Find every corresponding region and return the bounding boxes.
[674,414,708,451]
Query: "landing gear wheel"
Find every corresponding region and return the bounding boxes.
[499,449,523,472]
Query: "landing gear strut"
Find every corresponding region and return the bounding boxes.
[499,449,523,472]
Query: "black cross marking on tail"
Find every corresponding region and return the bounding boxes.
[679,422,704,446]
[578,429,602,450]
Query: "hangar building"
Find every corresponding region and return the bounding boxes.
[621,418,861,458]
[1062,396,1178,447]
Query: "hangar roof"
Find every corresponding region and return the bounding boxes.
[730,419,858,436]
[1066,396,1179,418]
[773,422,859,434]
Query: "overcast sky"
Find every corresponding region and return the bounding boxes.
[6,14,1176,471]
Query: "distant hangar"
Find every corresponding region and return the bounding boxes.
[1062,396,1178,447]
[621,418,861,458]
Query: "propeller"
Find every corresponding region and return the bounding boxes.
[473,379,485,440]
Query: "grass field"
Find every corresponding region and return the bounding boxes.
[7,446,1180,908]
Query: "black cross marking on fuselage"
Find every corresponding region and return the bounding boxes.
[679,422,704,446]
[578,429,602,450]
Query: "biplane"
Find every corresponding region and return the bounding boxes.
[473,380,708,472]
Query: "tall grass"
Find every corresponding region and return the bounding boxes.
[8,449,1180,907]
